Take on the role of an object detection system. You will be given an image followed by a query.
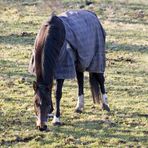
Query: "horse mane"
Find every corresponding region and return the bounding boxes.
[34,14,65,86]
[34,22,49,83]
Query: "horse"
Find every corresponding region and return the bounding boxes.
[28,10,110,131]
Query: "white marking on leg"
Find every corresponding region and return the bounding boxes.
[52,116,60,123]
[48,113,54,118]
[102,94,109,105]
[76,95,84,110]
[102,94,110,112]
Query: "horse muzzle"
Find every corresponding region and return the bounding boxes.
[36,116,48,131]
[37,124,48,131]
[36,120,48,131]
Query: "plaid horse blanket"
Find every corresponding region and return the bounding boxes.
[29,10,106,79]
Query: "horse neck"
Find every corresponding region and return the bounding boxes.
[35,16,65,87]
[41,16,66,86]
[34,24,49,84]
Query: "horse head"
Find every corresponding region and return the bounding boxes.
[33,81,53,131]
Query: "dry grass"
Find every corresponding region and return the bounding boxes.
[0,0,148,147]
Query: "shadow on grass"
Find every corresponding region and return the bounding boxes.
[0,33,35,46]
[126,3,148,10]
[131,112,148,118]
[0,109,147,146]
[111,18,148,26]
[0,59,31,78]
[107,42,148,53]
[52,119,147,145]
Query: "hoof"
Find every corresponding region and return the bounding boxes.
[102,103,110,112]
[37,125,48,131]
[75,108,83,113]
[52,122,64,126]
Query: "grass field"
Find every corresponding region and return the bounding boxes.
[0,0,148,147]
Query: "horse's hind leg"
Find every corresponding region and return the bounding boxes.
[52,79,64,125]
[75,70,84,113]
[97,73,110,112]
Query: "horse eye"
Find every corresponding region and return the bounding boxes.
[35,100,42,107]
[36,103,40,107]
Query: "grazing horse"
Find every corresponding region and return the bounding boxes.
[29,10,110,131]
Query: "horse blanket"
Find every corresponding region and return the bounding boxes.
[29,10,106,79]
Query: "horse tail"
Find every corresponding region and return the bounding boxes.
[89,73,102,104]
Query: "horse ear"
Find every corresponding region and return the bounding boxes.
[51,11,56,17]
[33,81,37,92]
[47,11,56,24]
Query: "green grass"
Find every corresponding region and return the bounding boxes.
[0,0,148,147]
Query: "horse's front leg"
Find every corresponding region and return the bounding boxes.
[75,70,84,113]
[52,79,64,125]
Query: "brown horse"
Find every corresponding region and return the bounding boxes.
[29,10,110,131]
